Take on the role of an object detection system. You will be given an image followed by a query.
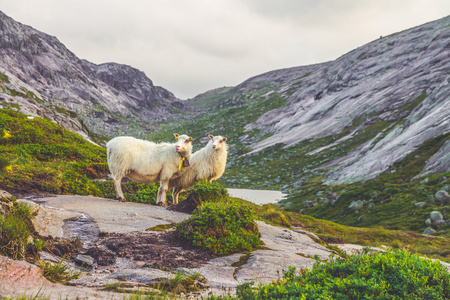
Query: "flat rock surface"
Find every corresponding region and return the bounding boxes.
[31,194,190,235]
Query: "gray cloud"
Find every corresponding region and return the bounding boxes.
[1,0,449,99]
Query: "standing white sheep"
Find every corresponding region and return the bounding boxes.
[106,133,193,206]
[169,135,228,204]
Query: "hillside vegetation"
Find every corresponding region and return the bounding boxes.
[1,107,450,264]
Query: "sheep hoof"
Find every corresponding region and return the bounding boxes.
[119,198,127,202]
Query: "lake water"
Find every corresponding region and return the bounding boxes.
[227,188,286,205]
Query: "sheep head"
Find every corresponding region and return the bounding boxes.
[174,133,193,155]
[208,135,227,150]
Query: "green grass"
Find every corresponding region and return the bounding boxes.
[0,109,109,195]
[37,259,80,283]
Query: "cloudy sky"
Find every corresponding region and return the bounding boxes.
[1,1,449,99]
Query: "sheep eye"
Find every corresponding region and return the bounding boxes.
[185,140,189,143]
[219,140,223,143]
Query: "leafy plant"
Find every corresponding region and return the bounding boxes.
[214,250,450,299]
[175,200,261,255]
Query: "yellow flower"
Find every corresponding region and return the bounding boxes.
[5,165,12,172]
[3,130,12,139]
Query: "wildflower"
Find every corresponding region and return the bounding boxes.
[2,130,12,139]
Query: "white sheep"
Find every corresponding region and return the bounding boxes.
[169,135,228,204]
[106,133,193,206]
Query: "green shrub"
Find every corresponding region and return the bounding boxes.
[175,201,261,255]
[188,180,229,206]
[228,250,450,300]
[0,202,37,260]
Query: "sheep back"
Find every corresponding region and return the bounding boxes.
[107,136,182,180]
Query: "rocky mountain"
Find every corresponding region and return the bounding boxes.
[0,10,182,141]
[188,15,450,185]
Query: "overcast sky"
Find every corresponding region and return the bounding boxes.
[1,1,449,99]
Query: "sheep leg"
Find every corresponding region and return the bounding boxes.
[113,175,126,202]
[157,180,169,206]
[172,187,184,205]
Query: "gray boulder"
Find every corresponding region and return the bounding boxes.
[430,211,444,222]
[435,190,450,203]
[348,200,364,210]
[423,227,436,235]
[414,202,427,209]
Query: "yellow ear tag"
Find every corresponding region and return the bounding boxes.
[178,157,185,170]
[174,136,178,140]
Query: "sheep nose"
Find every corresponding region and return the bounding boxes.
[175,146,180,150]
[212,145,216,148]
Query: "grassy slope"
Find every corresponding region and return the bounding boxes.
[0,107,449,263]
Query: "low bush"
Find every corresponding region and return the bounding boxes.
[0,202,40,260]
[188,180,229,206]
[175,200,261,255]
[217,249,450,300]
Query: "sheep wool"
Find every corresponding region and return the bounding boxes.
[169,135,228,204]
[106,133,193,205]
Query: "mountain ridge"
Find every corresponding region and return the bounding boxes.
[0,10,182,140]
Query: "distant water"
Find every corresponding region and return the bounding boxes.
[227,188,286,205]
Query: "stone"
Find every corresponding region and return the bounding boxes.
[302,201,317,208]
[425,218,432,226]
[348,200,364,210]
[74,254,95,269]
[415,202,427,209]
[423,227,436,235]
[103,268,173,285]
[435,220,447,226]
[0,190,15,202]
[319,198,330,204]
[430,211,444,222]
[28,195,190,235]
[0,255,120,298]
[0,190,15,215]
[16,199,40,214]
[435,190,450,203]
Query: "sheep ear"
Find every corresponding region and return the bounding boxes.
[174,133,179,140]
[209,135,214,139]
[222,137,227,142]
[189,137,193,142]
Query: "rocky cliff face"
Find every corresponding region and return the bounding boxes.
[0,11,181,140]
[192,16,449,185]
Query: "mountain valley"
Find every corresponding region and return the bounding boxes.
[0,11,449,236]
